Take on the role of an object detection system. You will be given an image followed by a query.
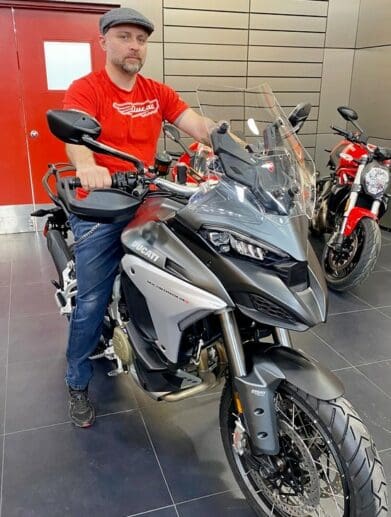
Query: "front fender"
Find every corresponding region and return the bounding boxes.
[344,207,378,236]
[234,345,344,455]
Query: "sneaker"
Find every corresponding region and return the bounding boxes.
[68,387,96,428]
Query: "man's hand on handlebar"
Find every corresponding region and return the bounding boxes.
[76,165,112,190]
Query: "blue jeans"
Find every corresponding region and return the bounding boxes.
[66,214,129,390]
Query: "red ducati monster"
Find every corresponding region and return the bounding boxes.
[311,106,391,291]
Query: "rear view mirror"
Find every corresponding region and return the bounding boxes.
[288,103,312,128]
[337,106,358,122]
[163,123,181,143]
[46,110,101,144]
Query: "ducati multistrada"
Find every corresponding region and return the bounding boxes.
[35,84,387,516]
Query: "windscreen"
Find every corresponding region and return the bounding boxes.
[188,83,316,223]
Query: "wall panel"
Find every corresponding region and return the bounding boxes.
[248,46,323,62]
[325,0,359,48]
[164,27,248,45]
[251,0,327,16]
[356,0,391,48]
[165,43,247,60]
[165,60,247,77]
[250,14,326,32]
[164,0,249,11]
[164,9,248,29]
[249,30,325,47]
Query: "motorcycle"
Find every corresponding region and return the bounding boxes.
[311,106,391,291]
[35,84,387,516]
[165,102,312,187]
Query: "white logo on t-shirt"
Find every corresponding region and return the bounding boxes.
[113,99,159,118]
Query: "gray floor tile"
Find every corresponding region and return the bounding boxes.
[10,282,58,318]
[8,312,67,363]
[177,490,254,517]
[0,365,7,433]
[0,318,8,365]
[313,310,391,365]
[381,230,391,243]
[5,357,138,433]
[128,508,178,517]
[2,412,172,517]
[11,258,57,286]
[379,449,391,507]
[140,392,238,503]
[351,270,391,307]
[0,260,11,287]
[358,360,391,396]
[0,285,10,319]
[379,306,391,319]
[5,357,70,432]
[377,242,391,270]
[326,290,371,315]
[8,233,46,261]
[290,329,350,370]
[335,368,391,452]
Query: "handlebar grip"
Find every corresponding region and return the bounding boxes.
[68,171,137,190]
[331,125,348,136]
[68,177,82,189]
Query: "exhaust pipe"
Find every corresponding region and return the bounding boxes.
[162,346,226,402]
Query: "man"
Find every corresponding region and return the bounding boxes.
[63,7,211,427]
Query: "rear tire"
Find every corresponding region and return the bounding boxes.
[220,381,388,516]
[322,218,381,292]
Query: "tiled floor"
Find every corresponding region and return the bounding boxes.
[0,230,390,516]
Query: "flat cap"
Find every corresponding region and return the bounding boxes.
[100,7,154,35]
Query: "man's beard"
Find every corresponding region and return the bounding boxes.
[119,59,144,75]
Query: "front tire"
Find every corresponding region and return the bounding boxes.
[322,218,381,291]
[220,381,388,516]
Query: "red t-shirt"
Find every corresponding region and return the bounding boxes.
[63,70,189,172]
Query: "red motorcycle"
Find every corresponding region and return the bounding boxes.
[311,106,391,291]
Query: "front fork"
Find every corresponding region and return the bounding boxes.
[218,309,292,455]
[333,158,380,250]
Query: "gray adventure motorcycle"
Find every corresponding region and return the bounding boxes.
[35,84,387,516]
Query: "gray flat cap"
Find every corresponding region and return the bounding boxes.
[100,7,154,35]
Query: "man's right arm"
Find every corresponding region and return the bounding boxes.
[66,143,112,190]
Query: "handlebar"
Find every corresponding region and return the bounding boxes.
[68,171,137,190]
[330,125,368,145]
[330,125,355,140]
[67,171,198,199]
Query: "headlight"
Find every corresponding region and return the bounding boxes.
[202,228,288,261]
[362,166,389,197]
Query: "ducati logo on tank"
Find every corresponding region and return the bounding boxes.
[113,99,159,118]
[131,240,160,263]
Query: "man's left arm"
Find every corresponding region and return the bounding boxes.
[174,108,215,145]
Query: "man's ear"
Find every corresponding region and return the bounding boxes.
[99,34,106,51]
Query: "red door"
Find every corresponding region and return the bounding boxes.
[0,3,117,209]
[14,8,106,204]
[0,7,32,206]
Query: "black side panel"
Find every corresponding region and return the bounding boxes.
[126,318,166,372]
[121,271,157,342]
[134,359,183,392]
